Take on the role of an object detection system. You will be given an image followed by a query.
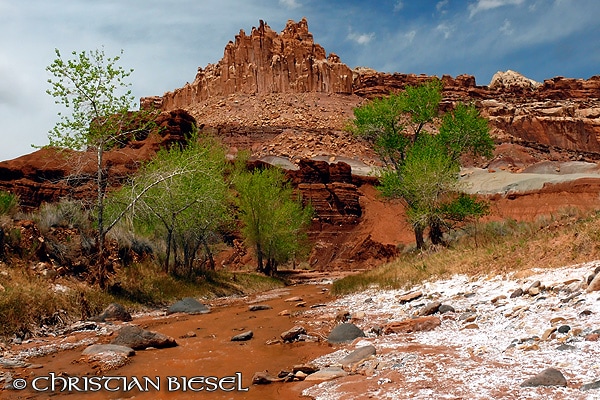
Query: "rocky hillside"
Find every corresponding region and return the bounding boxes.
[1,18,599,271]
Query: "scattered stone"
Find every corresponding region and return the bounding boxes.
[167,298,210,315]
[82,344,135,357]
[338,345,376,369]
[281,326,306,342]
[580,309,593,317]
[542,327,557,341]
[295,302,307,307]
[438,304,455,314]
[180,331,197,339]
[419,301,441,316]
[335,310,351,323]
[557,325,571,334]
[249,304,272,311]
[528,287,540,296]
[585,333,599,342]
[0,359,30,369]
[310,304,327,309]
[111,325,177,350]
[463,323,479,330]
[284,296,303,302]
[459,312,477,323]
[252,371,284,384]
[62,321,99,334]
[293,364,319,374]
[398,291,423,303]
[556,344,577,351]
[89,303,132,322]
[278,310,291,316]
[587,273,600,292]
[491,295,507,304]
[294,371,307,380]
[383,316,441,334]
[520,367,567,387]
[581,379,600,391]
[304,367,348,382]
[510,288,524,298]
[297,334,319,342]
[328,323,365,343]
[231,331,254,341]
[550,317,566,325]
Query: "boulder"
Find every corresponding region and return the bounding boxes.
[111,325,177,350]
[383,316,441,334]
[90,303,132,322]
[167,297,210,315]
[338,345,376,369]
[520,367,567,387]
[281,326,306,342]
[82,344,135,357]
[327,323,365,343]
[231,331,253,341]
[304,367,348,382]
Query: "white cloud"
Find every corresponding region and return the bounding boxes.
[347,31,376,45]
[279,0,300,9]
[436,0,449,13]
[394,1,404,12]
[499,19,513,35]
[469,0,525,17]
[436,23,454,39]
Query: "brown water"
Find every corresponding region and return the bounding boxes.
[3,283,337,400]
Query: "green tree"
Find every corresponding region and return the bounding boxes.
[234,167,312,275]
[108,136,230,275]
[44,48,155,286]
[352,80,493,248]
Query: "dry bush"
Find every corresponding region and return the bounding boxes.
[332,209,600,295]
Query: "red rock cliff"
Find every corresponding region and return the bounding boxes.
[144,18,353,111]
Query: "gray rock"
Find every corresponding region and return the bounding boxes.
[338,345,376,368]
[111,325,177,350]
[581,379,600,391]
[304,367,348,381]
[520,367,567,387]
[0,359,30,369]
[90,303,132,322]
[82,344,135,357]
[510,288,524,298]
[248,304,272,311]
[327,323,365,343]
[419,301,441,316]
[167,298,210,315]
[556,344,577,351]
[231,330,253,341]
[281,326,306,342]
[557,325,571,334]
[438,304,455,314]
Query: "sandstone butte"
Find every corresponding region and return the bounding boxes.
[1,18,600,270]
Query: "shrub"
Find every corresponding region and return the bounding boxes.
[35,199,90,233]
[0,191,19,216]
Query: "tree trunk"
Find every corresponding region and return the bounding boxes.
[414,224,425,249]
[165,228,173,274]
[256,243,264,273]
[96,146,108,290]
[429,220,444,246]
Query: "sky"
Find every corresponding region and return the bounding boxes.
[1,0,599,162]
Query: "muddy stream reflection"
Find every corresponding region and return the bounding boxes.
[5,281,337,399]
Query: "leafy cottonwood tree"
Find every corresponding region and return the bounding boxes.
[234,167,312,276]
[108,136,230,275]
[45,48,156,286]
[352,79,493,248]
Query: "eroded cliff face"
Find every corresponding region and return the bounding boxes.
[142,18,353,112]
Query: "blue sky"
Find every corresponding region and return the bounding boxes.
[1,0,598,161]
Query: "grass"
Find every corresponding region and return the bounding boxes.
[332,208,600,295]
[0,260,283,339]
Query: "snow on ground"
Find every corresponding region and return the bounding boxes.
[302,261,600,399]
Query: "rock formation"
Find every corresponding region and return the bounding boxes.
[141,18,353,112]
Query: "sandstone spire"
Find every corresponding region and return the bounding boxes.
[145,18,353,111]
